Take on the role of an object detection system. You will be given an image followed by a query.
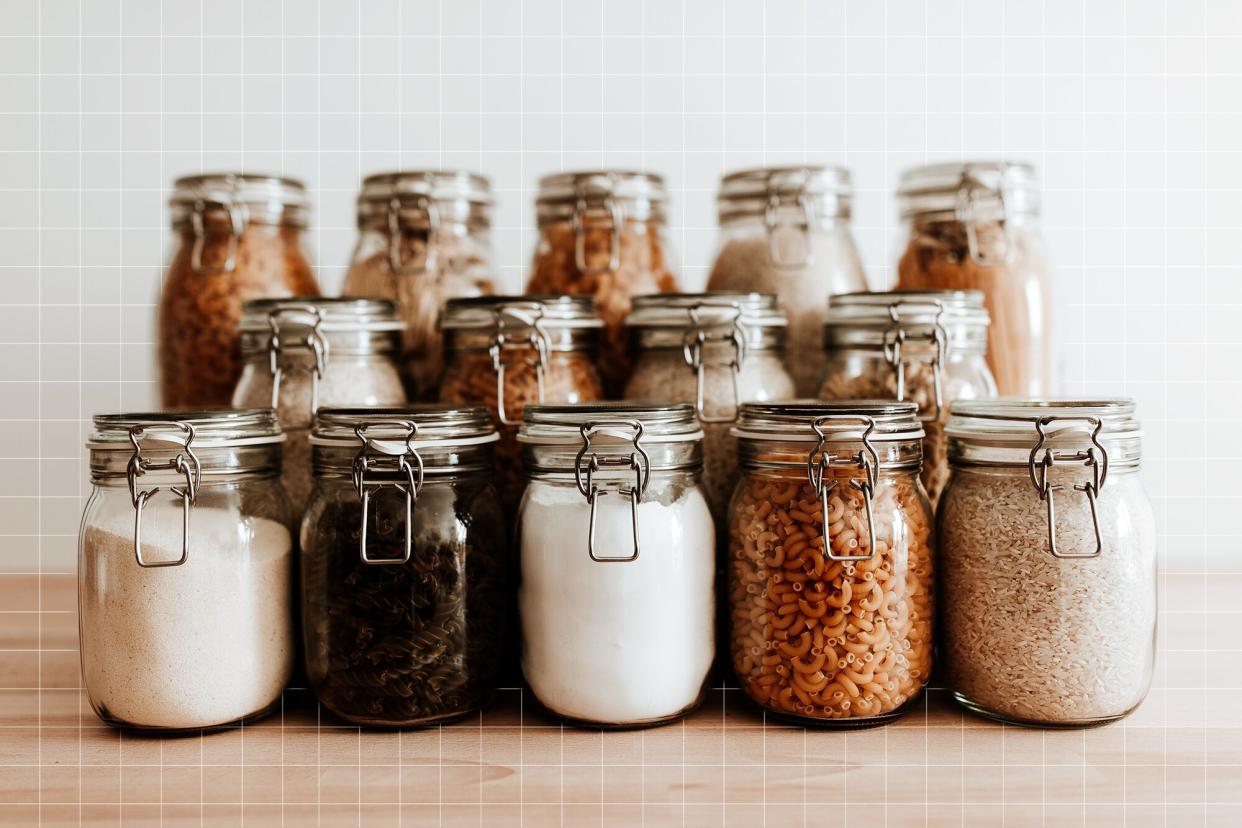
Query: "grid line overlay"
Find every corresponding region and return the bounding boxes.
[2,0,1241,826]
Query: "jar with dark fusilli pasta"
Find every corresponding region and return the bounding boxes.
[300,406,507,727]
[728,401,934,726]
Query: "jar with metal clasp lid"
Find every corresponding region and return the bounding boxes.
[517,403,714,727]
[232,298,407,514]
[706,165,868,396]
[819,289,996,507]
[300,406,506,726]
[937,399,1156,726]
[342,171,496,399]
[159,174,319,408]
[727,401,934,726]
[78,409,293,731]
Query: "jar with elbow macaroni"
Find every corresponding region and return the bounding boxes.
[517,403,714,727]
[727,401,934,726]
[818,290,996,508]
[938,399,1156,726]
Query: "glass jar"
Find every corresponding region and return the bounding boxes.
[706,166,868,396]
[728,401,934,726]
[78,409,293,731]
[895,161,1052,397]
[159,174,319,408]
[300,406,507,726]
[818,290,997,507]
[341,171,496,400]
[518,403,714,726]
[938,399,1156,726]
[438,295,605,516]
[623,292,795,524]
[525,170,680,392]
[232,298,407,515]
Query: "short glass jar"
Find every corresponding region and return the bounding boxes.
[727,402,934,726]
[518,403,714,726]
[79,410,294,731]
[159,174,320,408]
[300,406,507,726]
[232,298,407,514]
[938,399,1156,726]
[525,170,680,392]
[895,161,1052,397]
[706,166,868,396]
[341,171,496,399]
[437,295,605,515]
[818,290,996,507]
[623,292,795,523]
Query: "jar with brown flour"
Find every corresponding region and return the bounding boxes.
[78,410,294,731]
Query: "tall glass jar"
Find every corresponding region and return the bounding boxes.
[622,292,795,525]
[232,298,407,515]
[159,174,319,408]
[895,161,1052,397]
[518,403,714,727]
[79,410,293,731]
[728,402,934,726]
[706,166,868,396]
[341,171,496,400]
[525,170,679,392]
[938,399,1156,726]
[818,290,996,507]
[438,295,605,516]
[300,406,507,726]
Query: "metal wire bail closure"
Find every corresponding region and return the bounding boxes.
[1028,416,1109,559]
[266,305,329,428]
[762,176,814,269]
[954,174,1010,266]
[189,193,247,275]
[488,303,550,426]
[126,422,201,568]
[387,195,440,275]
[680,303,747,424]
[573,420,652,563]
[570,182,624,274]
[880,300,948,423]
[806,416,880,562]
[351,420,425,565]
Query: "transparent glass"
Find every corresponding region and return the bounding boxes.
[78,469,294,731]
[727,461,934,726]
[707,218,867,396]
[937,464,1156,726]
[517,469,714,727]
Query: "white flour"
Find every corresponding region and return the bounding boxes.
[519,480,715,725]
[79,501,294,729]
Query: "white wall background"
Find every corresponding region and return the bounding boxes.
[2,0,1240,570]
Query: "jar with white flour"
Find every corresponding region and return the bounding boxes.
[78,410,294,731]
[517,402,715,726]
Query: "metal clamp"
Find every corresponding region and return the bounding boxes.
[351,420,424,565]
[189,195,247,275]
[387,194,441,275]
[266,305,329,428]
[762,178,814,269]
[880,300,948,423]
[126,422,201,568]
[570,190,624,274]
[954,175,1009,266]
[807,416,879,562]
[574,420,651,562]
[680,303,747,423]
[1028,416,1109,559]
[488,303,550,426]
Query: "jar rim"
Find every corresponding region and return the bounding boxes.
[239,297,405,334]
[359,169,492,205]
[946,398,1142,444]
[536,170,667,205]
[440,295,604,331]
[88,409,284,449]
[732,400,924,444]
[825,289,990,329]
[170,173,308,209]
[897,160,1039,220]
[519,402,702,444]
[310,405,497,447]
[719,164,851,197]
[627,292,787,329]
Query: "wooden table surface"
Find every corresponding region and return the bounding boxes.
[1,572,1239,827]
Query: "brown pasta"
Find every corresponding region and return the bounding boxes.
[728,465,934,723]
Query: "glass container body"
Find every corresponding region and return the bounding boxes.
[79,458,294,731]
[300,448,507,727]
[937,464,1156,726]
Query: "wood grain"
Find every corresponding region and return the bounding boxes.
[0,573,1238,827]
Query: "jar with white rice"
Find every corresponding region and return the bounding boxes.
[937,399,1157,726]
